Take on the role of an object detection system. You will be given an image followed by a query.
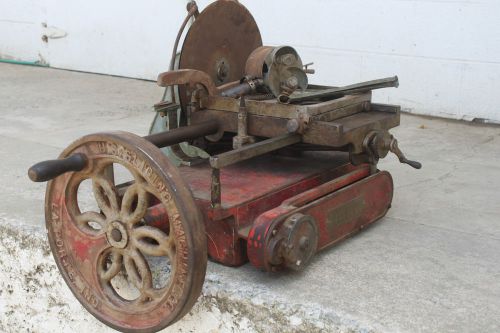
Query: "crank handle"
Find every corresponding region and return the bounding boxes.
[390,139,422,169]
[28,153,88,182]
[398,157,422,170]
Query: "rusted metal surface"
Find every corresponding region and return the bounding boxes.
[183,152,350,207]
[179,151,356,265]
[246,45,308,99]
[269,213,319,271]
[245,46,274,78]
[232,97,255,149]
[200,93,371,119]
[157,69,219,96]
[178,0,262,111]
[44,132,207,332]
[247,166,393,271]
[284,76,399,104]
[170,152,393,272]
[166,1,199,104]
[210,134,302,169]
[190,103,400,152]
[303,104,401,152]
[220,78,264,98]
[210,167,221,208]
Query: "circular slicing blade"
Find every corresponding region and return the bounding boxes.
[179,0,263,109]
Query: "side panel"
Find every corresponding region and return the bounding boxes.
[247,170,393,270]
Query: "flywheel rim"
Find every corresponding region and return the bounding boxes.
[45,131,207,332]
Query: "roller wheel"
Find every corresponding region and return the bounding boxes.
[45,131,207,332]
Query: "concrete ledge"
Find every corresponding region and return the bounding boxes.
[0,222,378,333]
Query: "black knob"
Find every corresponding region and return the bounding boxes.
[28,153,88,182]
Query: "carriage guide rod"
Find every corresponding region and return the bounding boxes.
[144,119,219,148]
[210,133,302,169]
[209,133,302,208]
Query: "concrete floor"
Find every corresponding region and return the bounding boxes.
[1,63,499,332]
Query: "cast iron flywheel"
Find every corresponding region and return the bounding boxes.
[44,131,207,332]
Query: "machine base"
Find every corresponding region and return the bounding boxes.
[179,152,393,269]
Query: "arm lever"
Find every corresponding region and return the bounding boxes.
[390,139,422,169]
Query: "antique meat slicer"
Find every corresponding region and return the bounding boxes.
[28,0,421,331]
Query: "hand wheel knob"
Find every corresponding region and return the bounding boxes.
[28,153,88,182]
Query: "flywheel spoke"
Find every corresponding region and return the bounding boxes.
[98,248,123,282]
[132,225,172,258]
[120,183,149,226]
[124,249,153,292]
[75,211,107,235]
[92,174,120,220]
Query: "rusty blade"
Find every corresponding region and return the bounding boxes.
[179,0,262,111]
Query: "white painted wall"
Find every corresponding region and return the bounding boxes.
[0,0,187,78]
[1,0,499,122]
[44,0,188,80]
[0,0,47,64]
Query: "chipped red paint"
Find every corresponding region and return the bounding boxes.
[246,169,393,270]
[72,238,92,262]
[143,204,170,234]
[174,152,393,269]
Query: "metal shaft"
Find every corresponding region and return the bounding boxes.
[221,79,264,98]
[144,120,219,148]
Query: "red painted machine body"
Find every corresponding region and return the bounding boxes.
[177,151,393,270]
